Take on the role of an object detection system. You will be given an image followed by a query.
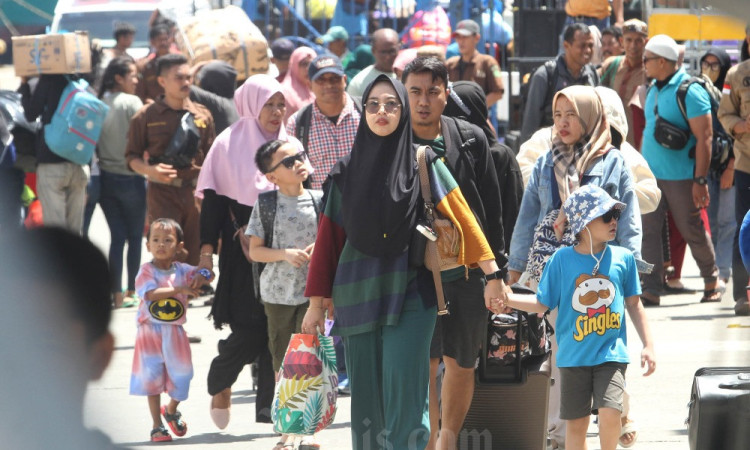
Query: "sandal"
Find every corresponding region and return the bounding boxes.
[150,425,172,442]
[273,441,295,450]
[641,292,660,306]
[161,405,188,437]
[122,290,139,308]
[619,420,638,448]
[700,288,722,303]
[299,443,321,450]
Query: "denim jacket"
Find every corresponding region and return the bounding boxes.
[508,148,642,273]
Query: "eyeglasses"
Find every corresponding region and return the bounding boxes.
[700,61,721,71]
[267,152,306,172]
[601,208,622,223]
[364,100,401,114]
[642,56,660,64]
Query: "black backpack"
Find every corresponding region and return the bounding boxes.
[675,75,733,176]
[521,60,559,128]
[251,190,322,301]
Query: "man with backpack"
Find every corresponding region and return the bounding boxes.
[640,34,721,306]
[521,23,599,143]
[599,19,648,147]
[402,57,509,450]
[286,54,361,190]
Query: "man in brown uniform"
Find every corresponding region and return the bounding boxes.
[598,19,649,147]
[445,19,505,106]
[126,54,215,266]
[135,25,172,103]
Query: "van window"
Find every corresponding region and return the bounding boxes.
[56,10,153,48]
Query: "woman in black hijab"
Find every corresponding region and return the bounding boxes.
[301,75,503,450]
[444,80,524,248]
[700,48,736,286]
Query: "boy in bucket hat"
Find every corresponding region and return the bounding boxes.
[499,184,656,450]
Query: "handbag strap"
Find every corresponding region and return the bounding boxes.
[416,146,449,316]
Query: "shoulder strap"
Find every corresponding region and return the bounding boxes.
[676,76,716,127]
[257,190,279,249]
[295,103,313,151]
[451,117,477,150]
[416,146,433,206]
[542,60,558,112]
[309,189,322,226]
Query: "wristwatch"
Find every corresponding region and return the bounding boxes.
[484,270,505,282]
[693,176,708,185]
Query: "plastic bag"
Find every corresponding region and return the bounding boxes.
[272,332,338,436]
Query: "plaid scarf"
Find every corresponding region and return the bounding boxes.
[552,139,589,204]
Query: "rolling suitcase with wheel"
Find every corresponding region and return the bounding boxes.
[460,310,553,450]
[687,367,750,450]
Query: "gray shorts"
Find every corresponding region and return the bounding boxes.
[559,362,626,420]
[429,270,487,368]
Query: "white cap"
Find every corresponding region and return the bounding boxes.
[644,34,679,62]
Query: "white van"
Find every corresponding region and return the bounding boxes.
[50,0,211,60]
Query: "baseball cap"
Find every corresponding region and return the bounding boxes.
[644,34,679,62]
[308,54,345,81]
[452,20,480,37]
[270,38,295,61]
[563,185,625,237]
[322,26,349,44]
[622,19,648,37]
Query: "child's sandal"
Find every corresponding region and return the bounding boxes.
[150,425,172,442]
[161,405,188,437]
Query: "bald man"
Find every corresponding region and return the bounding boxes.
[346,28,400,98]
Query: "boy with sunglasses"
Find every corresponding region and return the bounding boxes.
[247,139,323,449]
[498,185,656,450]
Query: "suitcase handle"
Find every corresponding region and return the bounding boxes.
[718,381,750,390]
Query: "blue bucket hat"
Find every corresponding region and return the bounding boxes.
[563,185,625,236]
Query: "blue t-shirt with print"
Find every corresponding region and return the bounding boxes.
[536,245,641,368]
[642,68,712,181]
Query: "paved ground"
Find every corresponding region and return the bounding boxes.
[80,205,750,449]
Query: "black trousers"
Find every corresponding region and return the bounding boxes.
[207,323,275,423]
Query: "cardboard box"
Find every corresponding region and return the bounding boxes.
[12,32,91,77]
[175,6,269,81]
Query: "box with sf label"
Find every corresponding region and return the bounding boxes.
[12,31,91,77]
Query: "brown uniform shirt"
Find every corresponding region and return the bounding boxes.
[600,55,646,147]
[135,56,164,103]
[445,53,504,99]
[126,96,216,181]
[719,62,750,174]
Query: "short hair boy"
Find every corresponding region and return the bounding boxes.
[501,185,656,450]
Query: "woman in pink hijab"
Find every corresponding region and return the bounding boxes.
[280,46,316,121]
[195,74,303,430]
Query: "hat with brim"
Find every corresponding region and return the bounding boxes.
[322,26,349,44]
[452,19,480,37]
[563,185,626,237]
[308,54,345,81]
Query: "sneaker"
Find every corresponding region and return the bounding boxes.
[735,300,750,316]
[337,373,350,396]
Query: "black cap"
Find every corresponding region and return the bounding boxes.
[270,38,294,60]
[308,54,345,81]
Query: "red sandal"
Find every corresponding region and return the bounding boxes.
[150,425,172,442]
[161,405,188,437]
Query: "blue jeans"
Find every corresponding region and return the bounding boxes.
[733,170,750,301]
[83,174,100,235]
[707,174,736,279]
[99,171,146,293]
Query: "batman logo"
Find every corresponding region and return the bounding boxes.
[149,298,184,322]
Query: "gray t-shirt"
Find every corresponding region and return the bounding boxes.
[98,91,143,175]
[246,190,322,305]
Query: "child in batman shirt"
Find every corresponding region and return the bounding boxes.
[130,218,212,442]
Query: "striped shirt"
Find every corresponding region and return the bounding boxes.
[286,95,361,190]
[305,157,494,337]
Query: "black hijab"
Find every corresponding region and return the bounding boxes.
[332,74,420,258]
[444,81,497,146]
[700,48,732,89]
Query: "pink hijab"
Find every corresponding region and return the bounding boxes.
[281,46,316,121]
[196,74,303,207]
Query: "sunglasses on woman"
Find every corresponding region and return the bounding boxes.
[364,100,401,114]
[601,208,621,223]
[267,151,306,172]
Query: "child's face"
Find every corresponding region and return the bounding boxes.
[584,209,620,244]
[265,143,311,187]
[146,225,183,263]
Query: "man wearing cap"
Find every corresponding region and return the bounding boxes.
[445,19,505,107]
[598,19,648,146]
[287,54,361,190]
[270,38,295,83]
[565,0,624,31]
[322,26,351,66]
[718,26,750,315]
[346,28,399,99]
[640,34,721,306]
[521,23,599,143]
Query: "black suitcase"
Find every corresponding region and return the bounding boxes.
[460,308,552,450]
[688,367,750,450]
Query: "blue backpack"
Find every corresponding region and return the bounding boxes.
[44,77,109,165]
